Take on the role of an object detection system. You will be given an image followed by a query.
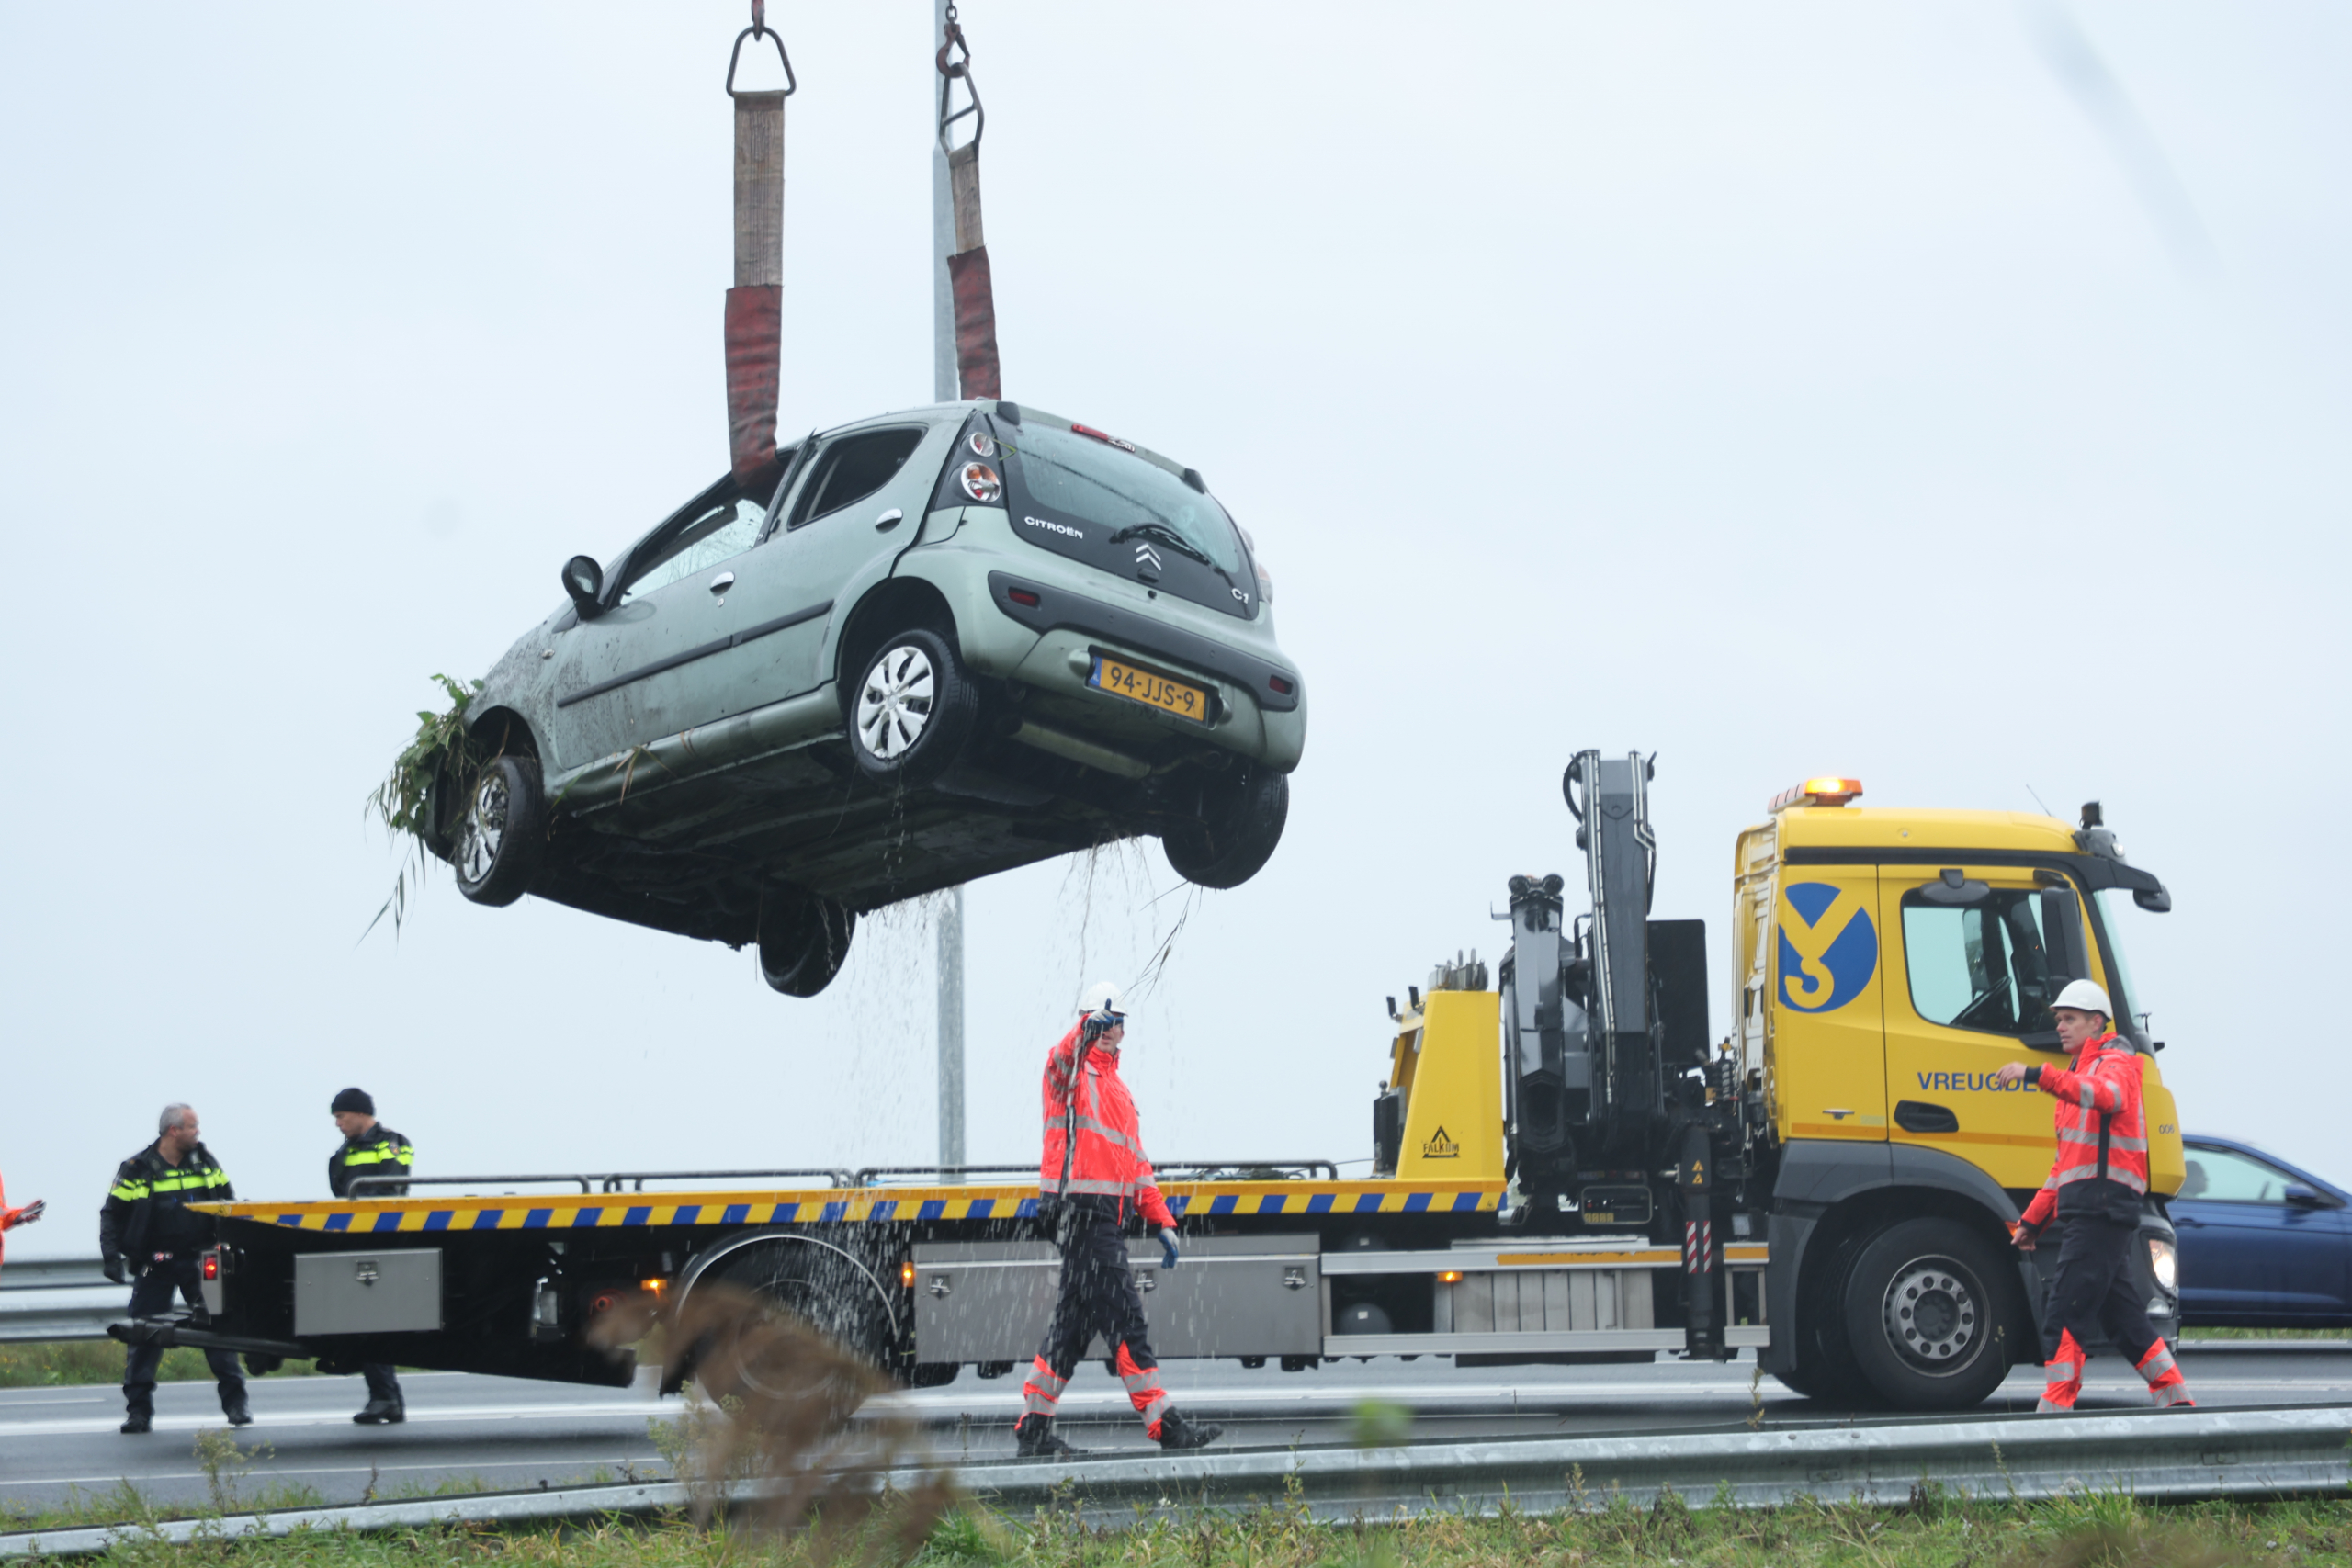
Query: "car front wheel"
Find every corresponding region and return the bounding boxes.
[1163,764,1289,890]
[758,886,857,998]
[454,755,545,907]
[848,628,978,787]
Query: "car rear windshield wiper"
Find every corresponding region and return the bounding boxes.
[1109,521,1216,567]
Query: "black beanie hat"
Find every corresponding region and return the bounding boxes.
[331,1087,375,1116]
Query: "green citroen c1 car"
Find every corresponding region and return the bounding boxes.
[432,399,1305,996]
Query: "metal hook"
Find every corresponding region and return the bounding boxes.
[935,17,983,153]
[727,22,797,99]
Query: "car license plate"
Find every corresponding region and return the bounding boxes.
[1090,655,1210,724]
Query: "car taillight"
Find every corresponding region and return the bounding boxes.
[959,462,1001,503]
[1269,674,1294,695]
[1008,587,1040,607]
[1254,561,1273,602]
[1069,423,1136,452]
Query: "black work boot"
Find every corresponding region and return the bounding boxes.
[354,1397,405,1426]
[222,1389,253,1427]
[120,1409,153,1436]
[1154,1408,1223,1450]
[1013,1414,1079,1458]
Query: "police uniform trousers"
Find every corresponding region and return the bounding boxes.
[1022,1207,1171,1433]
[124,1255,245,1415]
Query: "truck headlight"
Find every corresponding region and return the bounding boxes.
[2148,1237,2178,1292]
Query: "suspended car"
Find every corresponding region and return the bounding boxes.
[432,400,1304,996]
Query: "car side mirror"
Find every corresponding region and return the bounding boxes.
[2285,1185,2331,1210]
[561,555,605,619]
[1918,868,1990,907]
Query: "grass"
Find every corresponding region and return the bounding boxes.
[2,1467,2348,1567]
[0,1340,329,1388]
[2179,1326,2352,1341]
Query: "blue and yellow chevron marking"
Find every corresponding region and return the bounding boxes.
[198,1180,1504,1235]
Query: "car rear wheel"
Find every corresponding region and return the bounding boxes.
[1163,764,1289,889]
[1839,1217,2016,1411]
[848,628,978,787]
[758,885,857,998]
[454,755,544,907]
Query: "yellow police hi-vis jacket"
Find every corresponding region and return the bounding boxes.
[329,1125,415,1199]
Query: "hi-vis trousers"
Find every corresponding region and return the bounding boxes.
[1019,1207,1172,1438]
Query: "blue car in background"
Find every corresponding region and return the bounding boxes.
[2174,1135,2352,1327]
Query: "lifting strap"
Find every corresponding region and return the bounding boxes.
[938,7,1001,400]
[725,3,795,482]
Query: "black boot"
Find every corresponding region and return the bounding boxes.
[354,1397,405,1426]
[1013,1415,1079,1458]
[222,1391,253,1427]
[120,1410,153,1436]
[1155,1408,1222,1450]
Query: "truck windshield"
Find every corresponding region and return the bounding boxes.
[2093,888,2152,1029]
[1008,423,1244,575]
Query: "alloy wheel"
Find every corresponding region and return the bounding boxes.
[855,645,936,761]
[459,773,509,884]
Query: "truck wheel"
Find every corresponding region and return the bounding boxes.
[1839,1218,2015,1412]
[685,1233,898,1394]
[1163,765,1289,890]
[757,886,856,998]
[849,629,978,787]
[454,754,544,907]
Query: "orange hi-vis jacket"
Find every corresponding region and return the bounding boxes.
[1038,1024,1175,1231]
[2019,1032,2150,1228]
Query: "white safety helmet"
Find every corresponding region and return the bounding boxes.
[1079,979,1125,1021]
[2052,979,2111,1018]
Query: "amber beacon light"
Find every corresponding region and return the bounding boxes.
[1768,776,1864,812]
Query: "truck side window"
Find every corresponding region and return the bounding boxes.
[1899,889,2064,1038]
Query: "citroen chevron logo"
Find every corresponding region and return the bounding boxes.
[1135,543,1164,572]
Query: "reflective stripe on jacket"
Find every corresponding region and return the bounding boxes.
[329,1126,414,1199]
[2019,1034,2149,1227]
[1038,1024,1174,1230]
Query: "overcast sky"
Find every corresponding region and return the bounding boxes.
[3,4,2346,1256]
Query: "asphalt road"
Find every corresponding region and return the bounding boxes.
[4,1347,2346,1516]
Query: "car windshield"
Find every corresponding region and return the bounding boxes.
[1008,423,1244,574]
[2093,888,2153,1029]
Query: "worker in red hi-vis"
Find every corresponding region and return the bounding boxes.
[1996,979,2193,1413]
[0,1173,45,1270]
[1014,982,1222,1458]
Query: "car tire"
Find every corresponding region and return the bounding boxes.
[848,628,978,787]
[454,754,545,907]
[1838,1217,2017,1412]
[758,886,857,998]
[1163,765,1289,890]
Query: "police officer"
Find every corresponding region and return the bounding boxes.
[1014,983,1221,1457]
[328,1088,413,1425]
[100,1104,248,1434]
[1996,979,2194,1412]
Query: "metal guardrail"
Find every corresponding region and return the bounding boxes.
[0,1258,120,1344]
[0,1404,2345,1555]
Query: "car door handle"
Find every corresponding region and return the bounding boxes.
[708,571,735,594]
[874,508,904,532]
[2174,1215,2205,1227]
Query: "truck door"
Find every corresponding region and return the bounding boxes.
[1769,865,1887,1145]
[1877,867,2092,1190]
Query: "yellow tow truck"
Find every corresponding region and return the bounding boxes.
[136,757,2183,1413]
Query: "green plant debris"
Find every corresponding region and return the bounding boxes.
[1,1487,2345,1567]
[364,672,484,939]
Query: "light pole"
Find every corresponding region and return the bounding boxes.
[930,0,967,1174]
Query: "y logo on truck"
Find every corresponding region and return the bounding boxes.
[1777,883,1877,1013]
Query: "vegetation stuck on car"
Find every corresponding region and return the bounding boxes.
[363,672,485,938]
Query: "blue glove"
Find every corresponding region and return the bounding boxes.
[1159,1233,1180,1270]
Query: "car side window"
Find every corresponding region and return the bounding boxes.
[1899,889,2064,1038]
[787,428,928,528]
[618,496,768,604]
[2179,1147,2301,1204]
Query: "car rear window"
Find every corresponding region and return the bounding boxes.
[1007,423,1244,575]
